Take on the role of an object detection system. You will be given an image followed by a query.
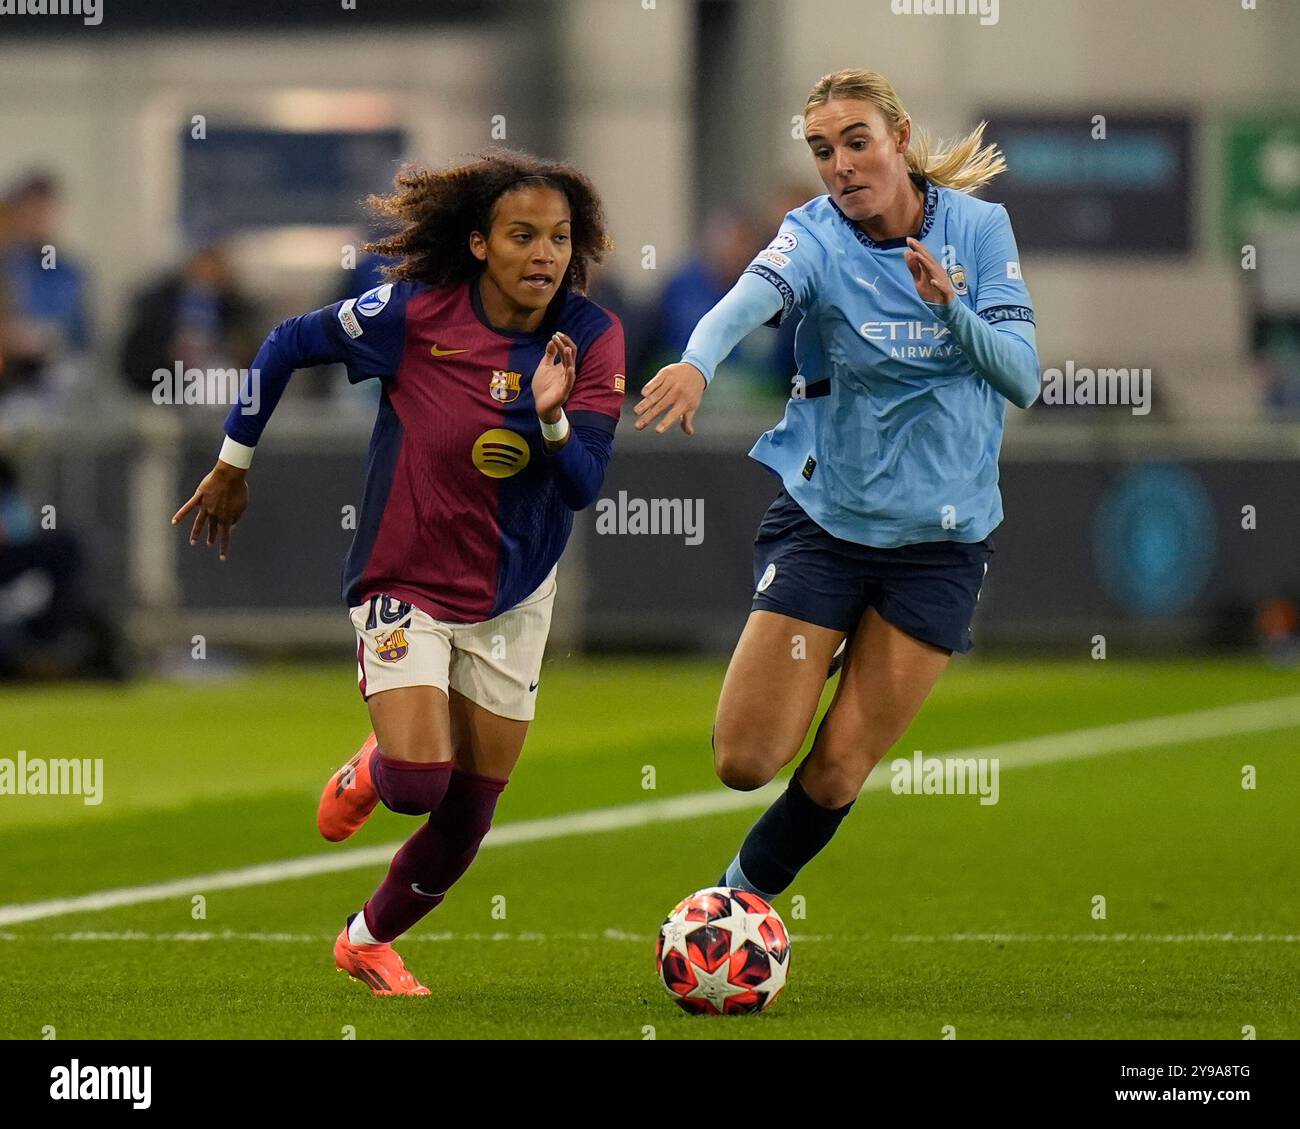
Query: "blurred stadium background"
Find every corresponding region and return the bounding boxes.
[1,0,1297,667]
[1,0,1298,1041]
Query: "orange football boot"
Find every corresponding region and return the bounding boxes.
[317,732,381,842]
[334,925,431,997]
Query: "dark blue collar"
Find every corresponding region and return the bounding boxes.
[469,274,561,341]
[830,171,938,251]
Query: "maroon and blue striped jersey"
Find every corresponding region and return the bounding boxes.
[224,277,625,623]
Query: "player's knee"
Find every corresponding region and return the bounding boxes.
[712,731,779,792]
[805,731,880,803]
[800,756,866,809]
[377,734,450,766]
[372,753,452,816]
[821,698,897,765]
[716,764,772,792]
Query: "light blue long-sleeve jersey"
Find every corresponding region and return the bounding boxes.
[682,176,1040,548]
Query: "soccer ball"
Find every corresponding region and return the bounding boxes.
[655,887,791,1015]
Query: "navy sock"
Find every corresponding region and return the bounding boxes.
[724,769,854,897]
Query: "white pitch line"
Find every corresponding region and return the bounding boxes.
[889,933,1300,944]
[1,694,1297,928]
[0,930,1295,944]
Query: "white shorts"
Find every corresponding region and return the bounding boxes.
[350,566,557,722]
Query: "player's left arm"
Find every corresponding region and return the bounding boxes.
[537,318,626,510]
[905,205,1041,409]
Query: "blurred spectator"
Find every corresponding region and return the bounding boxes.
[1256,595,1300,666]
[0,200,9,392]
[331,249,389,304]
[0,452,128,681]
[635,208,783,394]
[1251,314,1300,417]
[119,242,260,396]
[324,248,393,414]
[0,171,93,412]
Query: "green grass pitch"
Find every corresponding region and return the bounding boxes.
[0,657,1297,1039]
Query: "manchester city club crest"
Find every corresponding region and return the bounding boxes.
[490,369,522,403]
[947,263,969,295]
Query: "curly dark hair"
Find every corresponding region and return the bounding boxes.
[363,147,612,293]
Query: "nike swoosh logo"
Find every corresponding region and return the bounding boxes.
[529,681,539,692]
[430,344,468,357]
[411,882,447,898]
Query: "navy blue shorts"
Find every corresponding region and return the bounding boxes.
[750,489,994,654]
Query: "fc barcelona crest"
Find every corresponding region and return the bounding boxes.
[376,628,409,663]
[490,369,522,403]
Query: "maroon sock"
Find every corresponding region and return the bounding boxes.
[370,751,452,816]
[362,769,507,943]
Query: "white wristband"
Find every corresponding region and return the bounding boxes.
[219,435,255,470]
[540,410,570,444]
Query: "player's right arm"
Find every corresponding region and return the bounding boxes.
[635,215,824,435]
[171,285,407,560]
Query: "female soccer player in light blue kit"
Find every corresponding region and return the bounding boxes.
[636,69,1040,900]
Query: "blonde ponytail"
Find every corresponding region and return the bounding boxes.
[804,69,1006,195]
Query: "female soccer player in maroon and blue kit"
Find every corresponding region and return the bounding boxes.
[173,150,625,995]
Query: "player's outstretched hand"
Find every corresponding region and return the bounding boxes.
[634,362,706,435]
[533,332,577,423]
[904,237,956,306]
[171,460,249,562]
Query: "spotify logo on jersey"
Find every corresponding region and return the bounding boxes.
[472,429,531,478]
